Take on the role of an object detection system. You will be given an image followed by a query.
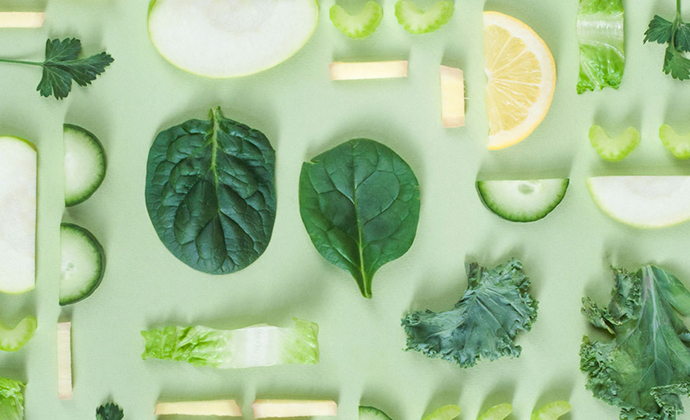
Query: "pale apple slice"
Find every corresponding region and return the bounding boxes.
[253,400,338,418]
[0,12,45,28]
[440,65,465,127]
[0,136,36,295]
[155,400,242,416]
[57,322,72,400]
[330,61,408,80]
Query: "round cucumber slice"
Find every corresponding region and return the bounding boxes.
[395,1,454,34]
[422,405,461,420]
[359,406,392,420]
[477,179,569,222]
[531,401,571,420]
[659,124,690,159]
[0,316,37,352]
[478,404,513,420]
[64,124,106,207]
[330,2,383,40]
[60,223,106,306]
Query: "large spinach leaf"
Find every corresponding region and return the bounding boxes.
[299,138,420,298]
[145,107,276,275]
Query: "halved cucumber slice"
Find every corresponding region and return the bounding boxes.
[589,125,640,162]
[330,2,383,40]
[659,124,690,159]
[360,406,392,420]
[422,405,461,420]
[395,1,454,34]
[64,124,106,206]
[0,316,37,352]
[531,401,571,420]
[478,404,512,420]
[477,179,569,222]
[586,176,690,228]
[60,223,106,306]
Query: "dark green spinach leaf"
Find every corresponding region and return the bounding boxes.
[299,138,420,298]
[145,107,276,275]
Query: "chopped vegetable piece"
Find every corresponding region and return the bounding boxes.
[402,259,538,368]
[64,124,107,206]
[581,265,690,420]
[330,61,408,80]
[0,12,45,28]
[478,404,513,420]
[155,400,242,416]
[577,0,625,93]
[477,179,569,222]
[360,406,392,420]
[644,1,690,80]
[97,403,123,420]
[0,377,24,420]
[57,322,72,400]
[440,65,465,127]
[330,2,383,39]
[660,124,690,159]
[253,400,337,418]
[589,125,640,162]
[422,405,461,420]
[60,223,106,306]
[0,316,37,352]
[0,136,36,295]
[395,1,454,34]
[142,318,319,368]
[531,401,571,420]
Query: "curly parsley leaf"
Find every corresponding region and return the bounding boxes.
[644,3,690,80]
[96,402,123,420]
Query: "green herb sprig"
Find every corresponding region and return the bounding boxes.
[644,0,690,80]
[96,402,123,420]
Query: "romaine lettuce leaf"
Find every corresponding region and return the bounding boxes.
[141,318,319,368]
[581,265,690,420]
[577,0,625,93]
[0,377,24,420]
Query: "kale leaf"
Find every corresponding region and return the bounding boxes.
[97,402,123,420]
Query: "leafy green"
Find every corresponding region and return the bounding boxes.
[0,38,113,100]
[402,259,538,368]
[644,1,690,80]
[581,265,690,420]
[141,318,319,368]
[577,0,625,93]
[97,403,123,420]
[0,377,24,420]
[145,107,276,275]
[299,138,420,299]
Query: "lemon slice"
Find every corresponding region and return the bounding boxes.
[483,11,556,150]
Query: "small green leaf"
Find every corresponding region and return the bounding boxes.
[675,23,690,53]
[96,403,123,420]
[644,15,674,45]
[663,46,690,80]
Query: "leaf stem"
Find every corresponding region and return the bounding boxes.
[679,0,683,16]
[0,58,42,66]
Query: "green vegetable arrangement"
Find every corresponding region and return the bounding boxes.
[299,138,420,299]
[644,0,690,80]
[0,377,24,420]
[145,107,277,275]
[581,265,690,419]
[402,259,538,367]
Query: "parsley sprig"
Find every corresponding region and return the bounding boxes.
[0,38,113,100]
[644,0,690,80]
[96,402,123,420]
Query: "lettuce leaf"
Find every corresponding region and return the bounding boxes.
[0,377,24,420]
[402,259,538,368]
[577,0,625,93]
[581,266,690,420]
[141,318,319,368]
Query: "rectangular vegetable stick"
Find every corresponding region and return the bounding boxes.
[57,322,72,400]
[440,65,465,127]
[155,400,242,416]
[0,12,45,28]
[330,61,408,81]
[253,400,337,418]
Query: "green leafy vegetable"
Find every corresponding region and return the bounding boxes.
[581,265,690,420]
[145,107,276,275]
[142,318,319,368]
[402,259,538,367]
[299,138,420,299]
[97,403,123,420]
[0,38,113,100]
[577,0,625,93]
[330,2,383,39]
[0,377,24,420]
[644,0,690,80]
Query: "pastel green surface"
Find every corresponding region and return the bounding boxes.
[1,0,690,420]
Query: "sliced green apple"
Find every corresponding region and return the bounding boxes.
[0,136,37,295]
[587,176,690,228]
[155,400,242,416]
[147,0,319,78]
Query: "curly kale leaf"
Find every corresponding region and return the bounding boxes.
[581,265,690,420]
[402,259,538,368]
[97,403,123,420]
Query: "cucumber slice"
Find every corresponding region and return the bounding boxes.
[395,1,454,34]
[64,124,107,207]
[422,405,461,420]
[478,404,513,420]
[60,223,106,306]
[360,406,392,420]
[531,401,571,420]
[589,125,639,162]
[659,124,690,159]
[0,316,37,352]
[330,2,383,40]
[477,179,569,222]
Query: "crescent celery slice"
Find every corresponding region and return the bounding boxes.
[531,401,571,420]
[253,400,337,418]
[659,124,690,159]
[422,405,461,420]
[330,2,383,39]
[395,1,454,34]
[0,317,37,352]
[478,404,513,420]
[155,400,242,416]
[360,406,392,420]
[589,125,640,162]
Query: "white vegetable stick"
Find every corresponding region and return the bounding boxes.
[155,400,242,416]
[440,65,465,128]
[0,12,45,28]
[253,400,337,418]
[330,61,408,81]
[57,322,72,400]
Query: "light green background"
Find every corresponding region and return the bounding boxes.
[1,0,690,419]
